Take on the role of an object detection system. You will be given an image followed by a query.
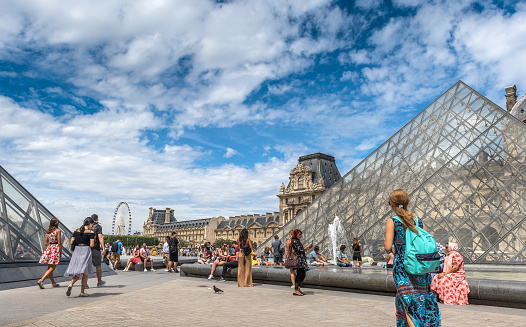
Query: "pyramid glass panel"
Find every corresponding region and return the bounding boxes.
[0,166,73,262]
[259,81,526,264]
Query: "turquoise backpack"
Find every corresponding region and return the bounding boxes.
[394,216,440,275]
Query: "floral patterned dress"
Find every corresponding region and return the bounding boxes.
[392,217,441,327]
[431,251,470,305]
[39,229,60,265]
[291,239,309,270]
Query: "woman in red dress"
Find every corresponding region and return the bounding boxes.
[38,217,62,288]
[123,244,142,271]
[431,242,470,305]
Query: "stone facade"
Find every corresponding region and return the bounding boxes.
[142,207,225,248]
[143,153,340,247]
[508,85,526,123]
[214,212,280,246]
[278,153,341,225]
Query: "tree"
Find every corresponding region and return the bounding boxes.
[213,238,232,248]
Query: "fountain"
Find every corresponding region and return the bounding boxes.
[327,215,347,263]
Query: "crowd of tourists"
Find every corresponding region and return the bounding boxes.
[37,188,471,325]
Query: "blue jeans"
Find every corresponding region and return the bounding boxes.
[337,262,352,267]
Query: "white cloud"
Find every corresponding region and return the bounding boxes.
[224,147,238,158]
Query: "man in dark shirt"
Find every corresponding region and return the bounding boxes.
[90,214,106,288]
[168,232,180,273]
[270,235,284,266]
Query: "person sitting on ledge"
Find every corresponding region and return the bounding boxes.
[208,243,229,279]
[309,245,329,267]
[123,244,142,271]
[140,243,156,272]
[259,247,274,265]
[336,245,352,267]
[251,248,259,266]
[431,242,470,305]
[197,246,209,264]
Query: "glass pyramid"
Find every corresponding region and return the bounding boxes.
[260,81,526,265]
[0,165,73,262]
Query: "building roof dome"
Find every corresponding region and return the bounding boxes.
[510,94,526,122]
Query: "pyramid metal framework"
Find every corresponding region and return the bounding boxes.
[260,81,526,264]
[0,165,73,262]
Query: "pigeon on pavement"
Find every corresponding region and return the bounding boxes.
[213,285,224,293]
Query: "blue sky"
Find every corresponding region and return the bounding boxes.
[1,0,526,233]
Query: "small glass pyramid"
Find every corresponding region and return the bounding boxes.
[0,166,73,262]
[260,81,526,265]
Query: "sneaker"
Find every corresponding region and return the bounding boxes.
[164,269,169,272]
[151,268,156,272]
[208,275,214,280]
[217,277,226,282]
[85,284,89,289]
[97,280,106,288]
[175,269,179,273]
[123,268,128,272]
[66,284,73,297]
[144,269,148,272]
[291,285,295,288]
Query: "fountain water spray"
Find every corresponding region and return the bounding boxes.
[328,215,346,262]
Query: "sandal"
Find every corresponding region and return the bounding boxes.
[37,280,44,289]
[66,284,73,297]
[79,293,89,297]
[52,283,60,287]
[293,292,304,296]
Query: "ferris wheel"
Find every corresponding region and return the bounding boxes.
[112,202,132,235]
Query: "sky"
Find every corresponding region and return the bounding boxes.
[1,0,526,234]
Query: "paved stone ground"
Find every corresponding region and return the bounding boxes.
[2,270,526,327]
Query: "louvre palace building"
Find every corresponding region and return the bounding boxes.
[142,153,341,247]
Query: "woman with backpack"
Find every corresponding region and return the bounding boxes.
[384,189,441,327]
[237,228,253,287]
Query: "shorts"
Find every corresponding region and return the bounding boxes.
[163,253,169,264]
[142,257,152,263]
[112,253,121,262]
[353,253,362,261]
[169,252,178,263]
[310,261,323,266]
[91,248,102,267]
[337,262,352,267]
[274,255,282,264]
[386,264,393,269]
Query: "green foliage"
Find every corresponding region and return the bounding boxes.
[213,238,232,248]
[252,241,258,248]
[103,235,158,248]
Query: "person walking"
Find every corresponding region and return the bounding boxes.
[88,214,105,288]
[289,229,313,296]
[37,217,62,288]
[352,237,363,268]
[384,189,441,326]
[65,217,96,297]
[110,238,123,270]
[237,228,253,287]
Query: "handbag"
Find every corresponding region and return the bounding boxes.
[284,253,298,268]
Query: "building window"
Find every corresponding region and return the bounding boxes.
[298,177,304,189]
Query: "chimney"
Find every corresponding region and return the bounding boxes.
[165,208,171,224]
[505,85,518,112]
[266,212,271,219]
[149,207,153,219]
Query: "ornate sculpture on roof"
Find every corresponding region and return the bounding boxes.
[507,85,526,123]
[278,153,341,225]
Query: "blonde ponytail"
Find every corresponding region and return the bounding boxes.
[389,189,418,233]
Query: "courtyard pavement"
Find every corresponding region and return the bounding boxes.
[2,269,526,326]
